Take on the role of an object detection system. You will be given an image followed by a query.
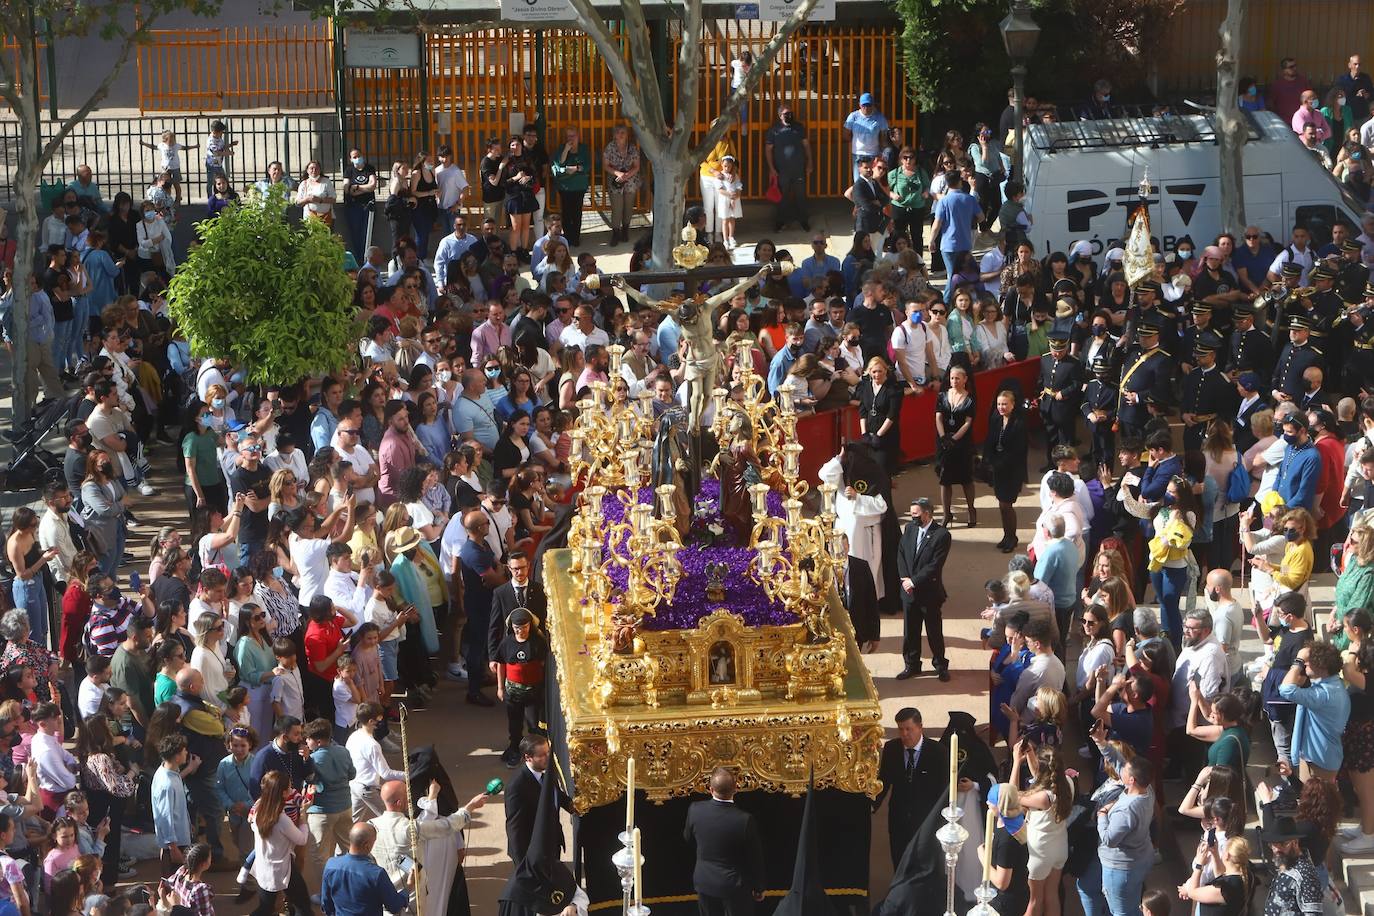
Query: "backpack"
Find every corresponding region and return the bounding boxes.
[1226,456,1252,504]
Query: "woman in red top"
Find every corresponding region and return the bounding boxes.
[60,552,100,682]
[302,595,356,725]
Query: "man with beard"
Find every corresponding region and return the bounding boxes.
[1262,816,1324,912]
[1168,609,1228,776]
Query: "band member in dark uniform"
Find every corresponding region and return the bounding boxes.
[1181,302,1223,373]
[1037,315,1082,472]
[1082,354,1118,466]
[1228,300,1275,383]
[1117,312,1174,438]
[1271,312,1325,404]
[1180,331,1238,452]
[1338,238,1370,305]
[1344,284,1374,395]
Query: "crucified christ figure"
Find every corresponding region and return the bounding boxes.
[609,262,785,434]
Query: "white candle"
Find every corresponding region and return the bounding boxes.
[633,826,644,908]
[982,804,995,883]
[949,733,959,808]
[626,756,636,835]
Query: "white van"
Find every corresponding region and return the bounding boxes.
[1022,110,1365,259]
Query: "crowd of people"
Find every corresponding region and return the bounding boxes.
[7,41,1374,916]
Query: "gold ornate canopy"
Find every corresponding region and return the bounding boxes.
[543,548,884,814]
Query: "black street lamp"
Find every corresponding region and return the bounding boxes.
[999,0,1041,182]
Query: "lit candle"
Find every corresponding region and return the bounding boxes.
[982,803,995,883]
[633,826,644,908]
[948,733,959,809]
[626,756,636,835]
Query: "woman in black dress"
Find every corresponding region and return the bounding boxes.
[106,192,140,294]
[501,136,540,262]
[935,364,977,527]
[409,151,440,259]
[1177,835,1252,916]
[856,356,904,475]
[983,387,1028,553]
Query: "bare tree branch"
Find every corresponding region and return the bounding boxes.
[690,0,821,162]
[672,0,705,142]
[38,20,151,163]
[619,0,667,139]
[565,0,664,161]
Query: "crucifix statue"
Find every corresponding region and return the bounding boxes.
[589,225,793,435]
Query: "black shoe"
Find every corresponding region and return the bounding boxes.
[895,668,917,680]
[998,539,1018,554]
[466,692,495,707]
[935,664,951,682]
[235,885,253,904]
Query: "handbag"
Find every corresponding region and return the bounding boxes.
[765,173,783,204]
[1226,457,1251,504]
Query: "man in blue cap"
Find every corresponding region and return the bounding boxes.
[843,92,888,182]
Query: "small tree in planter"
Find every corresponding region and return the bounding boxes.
[167,186,358,385]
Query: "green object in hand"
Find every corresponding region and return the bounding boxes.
[486,778,505,796]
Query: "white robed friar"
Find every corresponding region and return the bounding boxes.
[819,455,888,601]
[372,798,475,915]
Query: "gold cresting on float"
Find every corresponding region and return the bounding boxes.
[545,243,882,813]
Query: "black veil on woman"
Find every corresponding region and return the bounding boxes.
[840,438,901,615]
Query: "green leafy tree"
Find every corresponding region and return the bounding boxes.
[167,187,357,385]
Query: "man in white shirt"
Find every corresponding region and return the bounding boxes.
[433,217,482,290]
[77,655,113,718]
[288,505,356,608]
[435,144,469,236]
[1037,445,1095,523]
[1204,569,1246,685]
[323,542,374,632]
[1169,608,1229,730]
[195,356,231,403]
[890,299,932,391]
[347,702,406,819]
[37,482,79,586]
[1266,225,1315,285]
[558,305,610,352]
[979,235,1007,300]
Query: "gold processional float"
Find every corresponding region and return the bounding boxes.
[545,227,883,818]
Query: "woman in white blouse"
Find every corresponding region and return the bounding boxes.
[294,160,335,224]
[973,296,1010,366]
[135,200,176,274]
[250,770,312,916]
[189,611,233,705]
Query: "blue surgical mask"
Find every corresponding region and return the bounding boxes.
[485,367,501,380]
[351,157,364,167]
[1283,432,1301,445]
[212,397,226,409]
[143,211,155,221]
[272,565,284,579]
[1178,249,1193,260]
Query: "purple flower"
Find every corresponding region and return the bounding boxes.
[592,480,792,629]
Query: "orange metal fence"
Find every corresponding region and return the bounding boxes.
[1159,0,1374,93]
[0,37,48,108]
[136,23,334,112]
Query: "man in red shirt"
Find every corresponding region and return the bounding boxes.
[1269,56,1313,124]
[303,594,358,724]
[1308,408,1348,566]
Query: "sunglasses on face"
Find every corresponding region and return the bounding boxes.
[929,309,946,316]
[1245,234,1259,240]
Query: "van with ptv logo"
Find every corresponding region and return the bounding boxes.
[1022,109,1364,260]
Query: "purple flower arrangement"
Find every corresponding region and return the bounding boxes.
[595,480,795,631]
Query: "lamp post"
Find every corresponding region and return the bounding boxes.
[999,0,1041,183]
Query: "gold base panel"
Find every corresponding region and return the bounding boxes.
[543,548,884,815]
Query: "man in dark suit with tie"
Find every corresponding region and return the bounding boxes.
[488,550,549,674]
[896,498,952,681]
[835,533,880,651]
[873,707,947,867]
[684,767,766,916]
[504,735,570,865]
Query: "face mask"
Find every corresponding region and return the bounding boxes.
[485,367,501,380]
[1338,97,1347,107]
[104,589,122,603]
[1161,493,1175,506]
[1178,249,1193,259]
[1102,93,1111,102]
[211,397,226,409]
[437,370,453,383]
[1285,528,1300,542]
[1092,325,1107,337]
[788,343,802,356]
[351,157,364,167]
[143,211,155,221]
[272,565,284,579]
[1283,432,1301,445]
[782,113,795,125]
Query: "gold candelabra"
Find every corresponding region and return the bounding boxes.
[709,338,808,495]
[567,345,658,491]
[748,481,847,646]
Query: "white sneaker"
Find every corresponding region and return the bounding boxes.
[1339,824,1364,841]
[447,662,468,680]
[137,481,157,496]
[1341,831,1374,854]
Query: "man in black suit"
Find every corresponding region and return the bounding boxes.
[504,735,570,865]
[896,498,952,681]
[487,549,549,673]
[873,707,947,867]
[684,768,765,916]
[836,534,879,651]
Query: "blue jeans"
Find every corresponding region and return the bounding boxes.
[10,578,47,650]
[1075,858,1109,916]
[51,319,76,373]
[1101,856,1152,916]
[344,199,373,261]
[1150,564,1188,649]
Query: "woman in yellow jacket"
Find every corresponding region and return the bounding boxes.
[1249,507,1316,599]
[699,136,737,246]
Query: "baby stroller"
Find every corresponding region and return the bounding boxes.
[0,394,78,493]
